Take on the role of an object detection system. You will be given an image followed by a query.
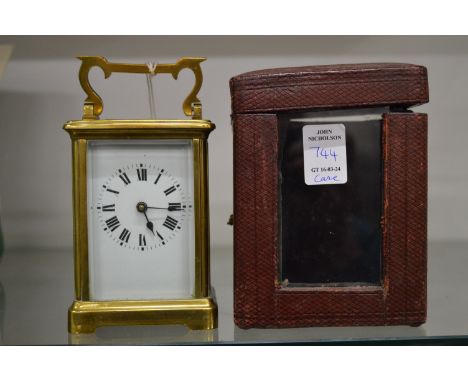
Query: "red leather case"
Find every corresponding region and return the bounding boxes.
[230,63,429,328]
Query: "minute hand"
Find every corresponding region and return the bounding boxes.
[147,206,184,211]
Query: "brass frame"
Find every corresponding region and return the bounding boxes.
[64,57,217,334]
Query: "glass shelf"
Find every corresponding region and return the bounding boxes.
[0,241,467,345]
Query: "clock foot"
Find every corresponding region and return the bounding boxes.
[68,296,218,334]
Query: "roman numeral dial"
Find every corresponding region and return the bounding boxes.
[164,186,176,196]
[139,234,146,247]
[118,169,131,185]
[168,203,182,211]
[105,216,120,232]
[119,228,131,243]
[163,216,178,231]
[96,162,190,251]
[102,204,115,212]
[137,165,147,181]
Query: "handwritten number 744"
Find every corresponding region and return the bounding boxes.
[311,146,337,161]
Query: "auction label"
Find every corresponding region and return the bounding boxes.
[302,124,347,185]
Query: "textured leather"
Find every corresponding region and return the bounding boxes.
[231,63,428,328]
[230,63,429,114]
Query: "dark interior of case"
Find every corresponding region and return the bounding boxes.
[279,108,385,286]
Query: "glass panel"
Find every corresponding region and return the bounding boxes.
[279,108,385,286]
[87,139,195,300]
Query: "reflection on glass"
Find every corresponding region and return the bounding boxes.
[69,325,218,345]
[279,108,385,286]
[0,282,4,344]
[234,325,427,343]
[0,219,4,260]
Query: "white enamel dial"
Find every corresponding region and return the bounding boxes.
[87,140,195,301]
[96,163,192,251]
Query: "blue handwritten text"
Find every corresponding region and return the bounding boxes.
[311,146,337,161]
[314,174,339,183]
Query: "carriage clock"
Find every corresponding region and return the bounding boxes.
[64,56,217,333]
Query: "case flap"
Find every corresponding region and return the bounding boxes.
[230,63,428,114]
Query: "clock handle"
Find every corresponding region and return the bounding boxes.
[77,56,206,120]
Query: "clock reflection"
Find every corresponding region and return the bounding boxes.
[69,325,218,345]
[279,110,383,286]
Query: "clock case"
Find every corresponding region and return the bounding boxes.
[64,57,217,334]
[230,63,429,328]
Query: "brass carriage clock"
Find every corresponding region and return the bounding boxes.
[64,56,217,333]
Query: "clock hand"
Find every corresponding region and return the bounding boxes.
[146,206,185,211]
[136,202,155,236]
[143,211,155,236]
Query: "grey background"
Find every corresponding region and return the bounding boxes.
[0,36,467,250]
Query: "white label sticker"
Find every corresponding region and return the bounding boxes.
[302,124,347,185]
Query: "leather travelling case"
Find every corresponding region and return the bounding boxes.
[230,63,429,328]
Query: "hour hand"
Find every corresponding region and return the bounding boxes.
[136,202,156,236]
[145,219,155,236]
